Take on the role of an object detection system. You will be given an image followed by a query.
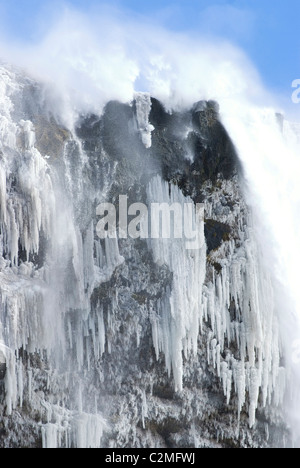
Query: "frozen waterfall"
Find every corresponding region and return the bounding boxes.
[0,63,298,448]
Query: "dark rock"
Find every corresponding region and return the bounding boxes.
[152,384,175,400]
[204,219,232,253]
[0,363,6,380]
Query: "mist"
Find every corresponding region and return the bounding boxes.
[0,4,277,126]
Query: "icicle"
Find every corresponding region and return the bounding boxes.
[147,175,206,391]
[19,120,36,150]
[201,176,285,427]
[141,390,148,429]
[42,424,59,449]
[72,413,107,449]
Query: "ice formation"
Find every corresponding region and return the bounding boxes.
[0,64,293,447]
[220,108,300,434]
[146,174,285,427]
[0,66,107,448]
[147,175,206,391]
[202,180,285,427]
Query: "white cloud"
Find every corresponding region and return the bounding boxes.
[0,3,274,126]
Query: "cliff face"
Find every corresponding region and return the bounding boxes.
[0,66,289,448]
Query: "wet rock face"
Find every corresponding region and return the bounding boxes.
[204,219,231,253]
[0,363,5,380]
[76,96,241,208]
[149,97,241,186]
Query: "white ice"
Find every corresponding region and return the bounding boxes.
[134,92,155,149]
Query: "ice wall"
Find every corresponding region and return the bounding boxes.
[147,174,285,427]
[147,175,206,391]
[0,66,107,448]
[203,186,285,427]
[133,92,155,149]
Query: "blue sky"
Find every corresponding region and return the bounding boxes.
[0,0,299,110]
